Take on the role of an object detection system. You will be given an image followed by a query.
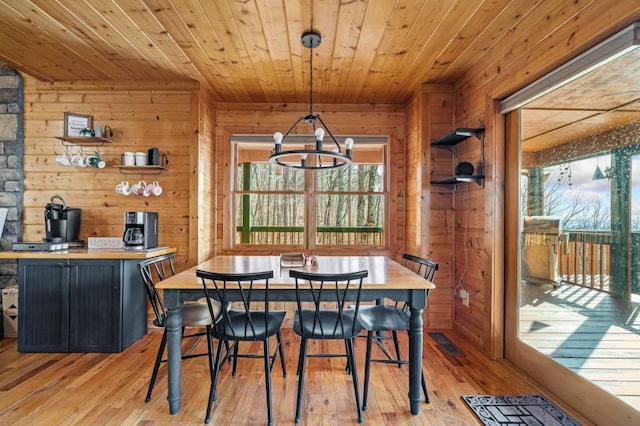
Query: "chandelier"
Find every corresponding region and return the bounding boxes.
[269,29,354,170]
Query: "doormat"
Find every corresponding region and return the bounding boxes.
[461,394,580,426]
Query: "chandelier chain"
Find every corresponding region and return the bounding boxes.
[309,0,314,117]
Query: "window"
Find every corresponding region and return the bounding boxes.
[232,137,388,248]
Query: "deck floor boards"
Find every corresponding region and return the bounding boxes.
[521,281,640,410]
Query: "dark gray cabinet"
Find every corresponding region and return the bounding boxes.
[17,258,147,353]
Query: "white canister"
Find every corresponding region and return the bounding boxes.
[135,152,147,166]
[123,152,135,166]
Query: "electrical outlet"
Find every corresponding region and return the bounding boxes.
[460,289,470,307]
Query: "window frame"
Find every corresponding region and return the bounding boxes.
[230,136,390,251]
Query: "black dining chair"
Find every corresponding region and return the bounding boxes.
[290,269,368,424]
[358,253,438,411]
[138,253,218,403]
[196,269,287,426]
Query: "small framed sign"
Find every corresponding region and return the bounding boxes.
[64,112,92,137]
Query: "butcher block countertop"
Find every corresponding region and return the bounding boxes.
[0,246,176,259]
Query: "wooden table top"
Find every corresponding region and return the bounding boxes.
[157,255,435,290]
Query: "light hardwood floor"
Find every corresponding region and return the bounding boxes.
[0,328,589,425]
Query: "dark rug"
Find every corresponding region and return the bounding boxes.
[462,394,580,426]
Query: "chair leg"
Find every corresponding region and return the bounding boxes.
[277,331,287,378]
[295,338,308,424]
[264,338,274,426]
[232,340,239,376]
[346,338,364,423]
[362,330,374,411]
[391,330,403,368]
[344,340,352,374]
[224,340,233,364]
[145,328,168,402]
[421,371,429,403]
[205,336,226,424]
[205,325,215,386]
[296,336,304,377]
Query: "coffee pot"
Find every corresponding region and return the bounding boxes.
[123,227,144,245]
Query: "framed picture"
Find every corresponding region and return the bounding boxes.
[64,112,92,137]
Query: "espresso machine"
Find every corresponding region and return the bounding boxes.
[123,211,158,250]
[44,195,81,243]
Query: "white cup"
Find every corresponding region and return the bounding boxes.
[115,180,131,195]
[55,151,71,166]
[131,180,148,196]
[135,152,147,166]
[71,151,87,167]
[123,152,135,166]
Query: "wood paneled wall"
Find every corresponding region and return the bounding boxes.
[194,89,216,263]
[21,76,199,270]
[213,102,406,258]
[405,84,456,329]
[451,0,640,357]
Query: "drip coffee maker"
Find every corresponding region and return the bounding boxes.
[123,212,158,250]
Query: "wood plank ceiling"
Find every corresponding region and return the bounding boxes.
[0,0,582,105]
[0,0,638,149]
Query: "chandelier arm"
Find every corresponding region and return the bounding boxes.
[315,114,342,150]
[282,116,307,140]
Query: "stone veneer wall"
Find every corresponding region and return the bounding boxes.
[0,63,23,338]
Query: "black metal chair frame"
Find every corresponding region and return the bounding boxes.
[290,269,368,424]
[359,253,438,411]
[197,269,287,426]
[138,254,215,403]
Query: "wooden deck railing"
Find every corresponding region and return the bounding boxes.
[558,231,612,293]
[236,226,385,246]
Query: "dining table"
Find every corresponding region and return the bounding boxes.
[155,255,435,416]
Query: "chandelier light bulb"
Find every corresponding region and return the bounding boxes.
[315,127,325,141]
[345,138,354,150]
[273,132,283,144]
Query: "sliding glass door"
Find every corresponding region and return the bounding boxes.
[503,25,640,424]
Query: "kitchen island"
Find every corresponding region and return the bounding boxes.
[0,247,176,353]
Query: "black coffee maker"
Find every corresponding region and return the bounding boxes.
[123,211,158,250]
[44,195,81,243]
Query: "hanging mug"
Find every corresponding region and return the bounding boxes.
[88,155,106,168]
[115,180,131,195]
[146,180,163,196]
[55,151,72,167]
[71,151,87,167]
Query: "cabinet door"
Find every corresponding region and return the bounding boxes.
[69,260,121,352]
[17,260,69,352]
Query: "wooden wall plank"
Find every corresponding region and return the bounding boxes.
[21,74,198,270]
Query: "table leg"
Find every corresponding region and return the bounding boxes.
[166,306,183,414]
[408,305,424,415]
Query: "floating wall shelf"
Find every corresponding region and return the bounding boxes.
[430,127,485,190]
[115,165,167,175]
[56,136,112,146]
